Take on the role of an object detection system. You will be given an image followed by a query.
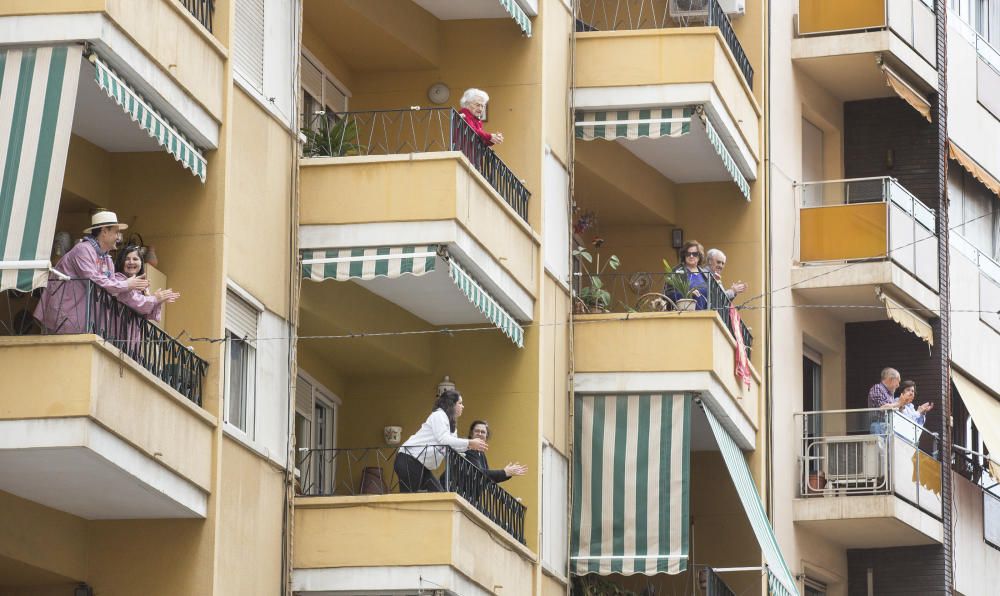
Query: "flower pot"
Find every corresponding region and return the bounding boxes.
[807,472,827,493]
[675,298,697,312]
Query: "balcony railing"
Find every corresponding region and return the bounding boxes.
[573,269,753,357]
[795,408,942,519]
[797,176,939,290]
[297,445,527,544]
[576,0,754,88]
[16,279,207,405]
[179,0,214,32]
[797,0,936,66]
[302,108,530,222]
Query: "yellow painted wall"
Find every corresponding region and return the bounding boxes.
[0,0,104,14]
[214,438,286,596]
[574,140,678,224]
[799,203,887,262]
[799,0,886,35]
[301,21,356,93]
[227,88,295,315]
[541,0,573,164]
[0,492,88,583]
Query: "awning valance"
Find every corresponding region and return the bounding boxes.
[301,245,524,348]
[0,45,82,292]
[877,288,934,346]
[700,401,799,596]
[498,0,532,37]
[571,393,691,576]
[703,115,751,201]
[952,369,1000,480]
[949,141,1000,199]
[882,65,932,123]
[91,54,207,182]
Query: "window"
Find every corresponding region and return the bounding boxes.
[295,370,339,494]
[800,119,825,207]
[300,50,350,131]
[233,0,264,93]
[803,348,823,472]
[804,578,827,596]
[949,165,1000,261]
[225,290,259,437]
[233,0,296,124]
[541,442,568,578]
[543,149,570,284]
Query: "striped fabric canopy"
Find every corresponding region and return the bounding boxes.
[571,393,691,576]
[447,259,524,348]
[498,0,532,36]
[699,401,799,596]
[301,246,437,281]
[0,45,82,292]
[575,107,694,141]
[702,116,751,201]
[92,54,207,182]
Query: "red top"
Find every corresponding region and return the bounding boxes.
[459,108,494,146]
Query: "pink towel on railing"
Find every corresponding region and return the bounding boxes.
[730,304,751,390]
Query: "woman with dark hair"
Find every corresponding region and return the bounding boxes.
[665,239,710,310]
[113,245,179,322]
[394,390,487,493]
[463,420,527,483]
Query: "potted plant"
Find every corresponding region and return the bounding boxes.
[571,576,640,596]
[663,259,698,312]
[574,244,619,314]
[301,114,360,157]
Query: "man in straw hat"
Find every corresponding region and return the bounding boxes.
[34,210,149,334]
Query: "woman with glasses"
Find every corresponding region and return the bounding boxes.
[666,240,710,310]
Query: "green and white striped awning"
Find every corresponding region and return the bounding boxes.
[0,45,82,293]
[301,245,437,281]
[702,115,751,202]
[498,0,532,37]
[571,393,691,576]
[700,401,799,596]
[92,54,207,182]
[575,108,694,141]
[301,245,524,348]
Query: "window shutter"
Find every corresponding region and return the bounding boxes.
[301,53,323,102]
[225,291,259,340]
[234,0,265,93]
[323,78,348,114]
[296,374,314,418]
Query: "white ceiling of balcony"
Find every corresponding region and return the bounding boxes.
[70,58,162,153]
[616,134,739,185]
[411,0,514,19]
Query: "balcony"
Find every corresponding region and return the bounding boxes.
[573,0,760,200]
[299,108,537,345]
[794,0,937,104]
[793,409,943,547]
[0,282,214,519]
[794,177,939,328]
[572,273,759,448]
[292,446,534,595]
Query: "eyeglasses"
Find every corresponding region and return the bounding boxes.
[685,251,701,257]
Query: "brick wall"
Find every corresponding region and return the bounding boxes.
[843,98,941,211]
[847,545,948,595]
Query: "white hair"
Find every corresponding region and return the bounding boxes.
[706,248,726,262]
[460,88,489,108]
[881,367,900,381]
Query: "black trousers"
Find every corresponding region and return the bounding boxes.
[394,452,443,493]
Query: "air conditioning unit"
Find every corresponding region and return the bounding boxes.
[822,436,883,486]
[669,0,746,20]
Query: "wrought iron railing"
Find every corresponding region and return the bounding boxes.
[576,0,754,88]
[297,445,527,544]
[179,0,214,32]
[572,269,753,357]
[26,278,207,405]
[795,408,942,519]
[302,108,530,222]
[704,567,738,596]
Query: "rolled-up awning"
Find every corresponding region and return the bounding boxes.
[0,45,83,292]
[949,141,1000,199]
[952,369,1000,480]
[91,54,207,182]
[301,245,524,348]
[882,65,932,123]
[498,0,532,36]
[571,393,691,576]
[702,115,751,201]
[700,401,799,596]
[877,288,934,346]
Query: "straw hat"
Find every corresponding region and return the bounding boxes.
[83,211,128,233]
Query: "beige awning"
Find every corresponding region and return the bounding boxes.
[949,141,1000,199]
[952,369,1000,481]
[877,288,933,346]
[882,65,932,123]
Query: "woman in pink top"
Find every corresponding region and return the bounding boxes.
[113,245,179,323]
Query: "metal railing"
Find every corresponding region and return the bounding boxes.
[795,408,942,519]
[573,269,753,357]
[302,108,530,222]
[25,278,207,405]
[576,0,754,88]
[797,176,939,291]
[704,567,737,596]
[179,0,214,32]
[297,445,527,544]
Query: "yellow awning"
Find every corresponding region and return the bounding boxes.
[949,141,1000,199]
[882,65,932,123]
[877,288,933,346]
[952,369,1000,481]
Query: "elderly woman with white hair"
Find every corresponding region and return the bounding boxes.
[458,88,504,146]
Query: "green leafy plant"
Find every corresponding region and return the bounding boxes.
[301,115,360,157]
[574,246,620,312]
[663,258,697,300]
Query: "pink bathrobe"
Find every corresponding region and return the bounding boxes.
[112,273,163,322]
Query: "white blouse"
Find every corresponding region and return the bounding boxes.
[401,409,469,469]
